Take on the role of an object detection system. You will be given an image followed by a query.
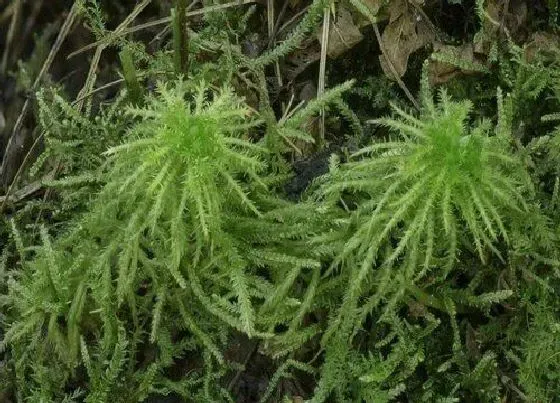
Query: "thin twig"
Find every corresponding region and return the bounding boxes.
[0,0,21,75]
[14,0,45,64]
[267,0,283,96]
[75,0,152,113]
[0,180,44,204]
[500,373,528,402]
[266,0,290,48]
[68,0,258,59]
[75,46,104,113]
[267,0,275,40]
[72,78,125,106]
[499,0,510,39]
[276,6,310,39]
[0,132,44,212]
[21,0,44,39]
[149,0,200,45]
[317,6,330,145]
[0,2,16,25]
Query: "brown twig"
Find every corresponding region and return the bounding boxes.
[75,0,152,113]
[75,46,104,113]
[266,0,290,49]
[499,0,511,39]
[0,132,44,212]
[72,78,125,106]
[0,0,21,75]
[0,180,43,204]
[0,2,16,25]
[67,0,258,59]
[276,6,310,39]
[267,0,284,94]
[14,0,45,64]
[317,5,330,145]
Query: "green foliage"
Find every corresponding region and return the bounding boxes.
[317,82,532,281]
[91,80,265,285]
[252,0,328,68]
[548,0,559,26]
[119,46,143,104]
[300,76,543,401]
[79,0,109,40]
[2,71,348,400]
[518,297,560,402]
[14,23,58,92]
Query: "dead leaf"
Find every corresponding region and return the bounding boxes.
[379,0,434,79]
[354,0,392,28]
[524,31,560,63]
[429,42,487,85]
[408,300,428,319]
[386,0,406,22]
[317,6,364,58]
[361,0,383,16]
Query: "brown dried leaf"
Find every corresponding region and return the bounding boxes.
[317,6,364,58]
[429,42,486,85]
[361,0,383,15]
[408,300,428,319]
[354,0,392,28]
[379,1,434,79]
[524,31,560,63]
[386,0,405,22]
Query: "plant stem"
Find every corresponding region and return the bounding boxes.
[173,0,189,76]
[119,46,142,104]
